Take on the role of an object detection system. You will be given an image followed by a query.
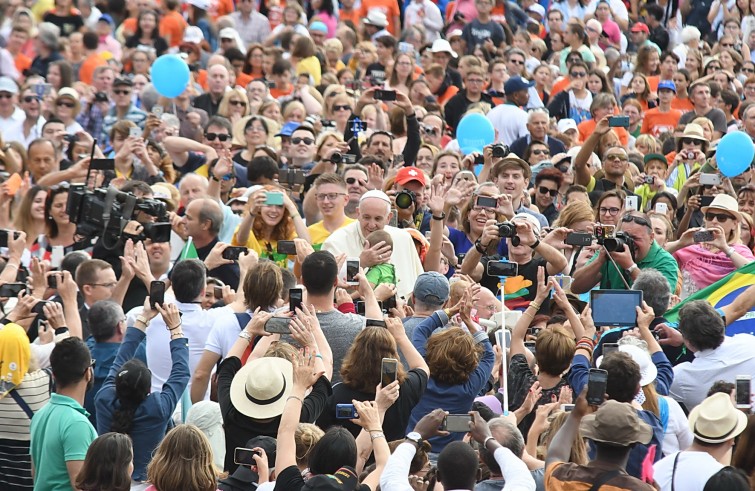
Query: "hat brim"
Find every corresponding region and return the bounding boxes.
[230,357,293,420]
[430,48,458,58]
[688,403,748,444]
[700,205,742,221]
[580,413,654,446]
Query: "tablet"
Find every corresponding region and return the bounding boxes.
[590,290,642,327]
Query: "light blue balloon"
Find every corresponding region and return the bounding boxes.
[716,131,755,178]
[457,113,495,154]
[151,55,190,98]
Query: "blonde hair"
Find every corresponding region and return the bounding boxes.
[147,424,223,491]
[217,87,250,119]
[635,134,660,154]
[295,423,324,468]
[553,200,594,229]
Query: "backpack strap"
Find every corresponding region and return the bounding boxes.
[588,469,622,491]
[9,390,34,419]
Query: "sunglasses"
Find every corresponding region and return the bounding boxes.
[422,126,438,135]
[56,101,75,107]
[532,149,550,156]
[0,93,13,99]
[720,43,733,48]
[705,212,734,222]
[708,65,721,70]
[538,186,558,196]
[570,72,587,78]
[230,100,247,106]
[205,132,230,141]
[332,104,351,112]
[292,137,314,145]
[509,59,524,65]
[681,138,702,146]
[346,177,365,185]
[621,214,652,230]
[113,89,131,95]
[23,95,41,103]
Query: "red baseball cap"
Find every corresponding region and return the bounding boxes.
[631,22,649,33]
[395,166,427,186]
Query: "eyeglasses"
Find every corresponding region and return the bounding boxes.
[744,68,755,74]
[230,100,247,106]
[532,149,550,156]
[113,89,131,95]
[604,154,628,162]
[0,93,13,99]
[291,137,314,145]
[705,212,734,222]
[599,207,621,216]
[621,214,652,230]
[316,192,347,201]
[681,138,702,146]
[466,78,484,84]
[538,186,558,196]
[472,206,497,214]
[56,101,75,107]
[509,59,524,65]
[205,132,230,141]
[332,104,351,112]
[88,282,117,289]
[570,71,587,78]
[84,358,96,374]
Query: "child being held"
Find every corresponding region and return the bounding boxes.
[364,230,396,288]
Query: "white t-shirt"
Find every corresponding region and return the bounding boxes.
[653,451,723,491]
[661,396,693,456]
[486,104,528,146]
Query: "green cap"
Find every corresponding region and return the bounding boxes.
[643,153,668,167]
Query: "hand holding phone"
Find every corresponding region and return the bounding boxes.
[381,358,398,387]
[150,281,166,309]
[587,368,608,406]
[346,258,359,285]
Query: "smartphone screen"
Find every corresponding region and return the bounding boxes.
[381,358,398,387]
[444,414,472,432]
[590,290,642,327]
[277,240,297,255]
[234,448,258,466]
[150,281,166,308]
[289,288,303,312]
[346,259,359,285]
[736,376,751,408]
[587,368,608,406]
[476,196,498,209]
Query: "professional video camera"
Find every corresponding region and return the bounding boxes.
[67,185,171,248]
[594,224,635,253]
[496,221,521,246]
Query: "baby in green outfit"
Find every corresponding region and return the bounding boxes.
[365,230,396,288]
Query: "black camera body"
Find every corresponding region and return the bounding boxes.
[395,189,416,210]
[496,221,520,246]
[492,144,511,158]
[330,152,357,164]
[94,92,109,102]
[599,231,635,254]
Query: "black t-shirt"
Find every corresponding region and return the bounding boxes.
[125,36,169,57]
[42,11,84,36]
[273,466,371,491]
[317,368,428,441]
[480,257,548,308]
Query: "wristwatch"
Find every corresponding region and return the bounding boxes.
[432,212,446,221]
[530,239,540,249]
[405,432,423,446]
[626,264,639,275]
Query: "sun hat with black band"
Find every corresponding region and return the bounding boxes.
[229,356,294,419]
[688,392,748,444]
[700,194,742,221]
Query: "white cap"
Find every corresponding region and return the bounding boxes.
[527,3,545,18]
[557,118,578,133]
[512,213,541,235]
[430,39,458,58]
[183,25,204,44]
[359,189,392,205]
[363,10,388,27]
[0,76,18,94]
[242,185,264,198]
[218,27,237,40]
[448,29,463,39]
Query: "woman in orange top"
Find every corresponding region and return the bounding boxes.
[671,69,694,112]
[635,45,660,92]
[622,73,657,112]
[242,44,266,80]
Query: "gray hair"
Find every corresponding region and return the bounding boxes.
[488,418,525,458]
[88,300,125,342]
[197,198,224,236]
[632,269,671,317]
[527,108,549,123]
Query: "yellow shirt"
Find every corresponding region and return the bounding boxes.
[308,218,355,251]
[296,56,322,85]
[231,226,296,268]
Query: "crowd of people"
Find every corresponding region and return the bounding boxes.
[4,0,755,490]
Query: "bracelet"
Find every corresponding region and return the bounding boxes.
[136,315,149,325]
[530,239,540,249]
[286,395,304,404]
[432,212,446,221]
[725,247,735,257]
[475,239,487,254]
[483,436,496,450]
[370,432,385,441]
[579,336,595,347]
[315,354,323,359]
[529,302,541,311]
[170,332,184,339]
[167,323,181,331]
[443,308,452,318]
[239,331,253,343]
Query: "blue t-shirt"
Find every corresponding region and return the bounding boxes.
[446,227,508,278]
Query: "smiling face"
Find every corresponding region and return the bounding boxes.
[495,166,528,199]
[597,196,623,225]
[416,147,434,174]
[31,190,47,221]
[49,191,70,225]
[650,216,669,246]
[435,155,460,181]
[602,147,629,179]
[315,182,348,218]
[357,197,391,237]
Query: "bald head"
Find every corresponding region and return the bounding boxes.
[179,173,208,207]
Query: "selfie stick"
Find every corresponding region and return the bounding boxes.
[497,275,509,416]
[85,139,98,191]
[603,246,631,290]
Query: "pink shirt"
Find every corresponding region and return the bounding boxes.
[673,243,755,297]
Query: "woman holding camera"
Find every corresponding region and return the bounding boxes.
[665,194,754,298]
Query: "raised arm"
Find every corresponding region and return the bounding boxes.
[511,267,550,358]
[163,136,218,168]
[386,315,429,376]
[574,116,611,187]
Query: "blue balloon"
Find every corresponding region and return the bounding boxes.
[716,131,755,178]
[457,114,495,154]
[151,55,190,98]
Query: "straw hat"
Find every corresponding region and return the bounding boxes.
[230,356,293,419]
[700,194,742,221]
[688,392,748,444]
[55,87,81,115]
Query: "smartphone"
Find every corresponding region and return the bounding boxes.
[265,191,284,206]
[474,154,485,166]
[561,404,575,412]
[443,414,472,432]
[336,403,359,419]
[693,230,715,243]
[289,288,303,312]
[603,343,619,356]
[129,126,141,138]
[4,173,21,197]
[486,260,519,277]
[524,341,536,353]
[608,115,630,127]
[0,229,21,247]
[150,280,165,308]
[565,232,594,247]
[700,196,714,207]
[152,105,163,117]
[383,295,397,312]
[553,275,573,291]
[587,368,608,406]
[0,282,25,297]
[213,285,223,298]
[699,173,722,186]
[594,224,616,240]
[398,41,414,54]
[590,290,642,327]
[373,89,397,101]
[264,316,291,334]
[346,258,359,286]
[456,253,466,266]
[366,318,387,328]
[89,158,116,171]
[625,196,638,212]
[222,246,248,261]
[277,240,296,255]
[476,196,498,209]
[736,375,752,409]
[381,358,398,387]
[234,447,259,466]
[495,329,511,349]
[654,203,668,214]
[47,274,58,289]
[355,300,365,315]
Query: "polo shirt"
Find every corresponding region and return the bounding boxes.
[307,217,355,250]
[593,240,679,292]
[30,393,97,491]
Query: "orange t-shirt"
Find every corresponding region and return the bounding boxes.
[209,0,235,20]
[578,119,629,146]
[79,53,107,85]
[437,85,459,106]
[196,69,208,91]
[640,107,682,137]
[270,84,294,99]
[14,52,31,76]
[122,17,137,38]
[159,10,187,47]
[235,71,254,88]
[550,76,570,97]
[647,75,659,93]
[359,0,400,35]
[339,8,360,27]
[671,96,694,112]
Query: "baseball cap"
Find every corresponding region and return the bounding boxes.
[218,27,237,40]
[657,80,676,93]
[527,3,545,18]
[395,167,427,186]
[98,14,115,26]
[644,153,668,167]
[580,400,654,446]
[557,118,578,134]
[413,272,450,305]
[303,466,359,490]
[631,22,650,33]
[512,212,541,235]
[276,121,300,137]
[183,26,205,44]
[309,21,328,33]
[0,77,18,95]
[504,76,534,95]
[113,77,134,87]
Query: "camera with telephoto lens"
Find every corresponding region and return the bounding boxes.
[395,190,416,210]
[491,144,511,158]
[66,185,171,248]
[599,231,635,254]
[496,221,521,246]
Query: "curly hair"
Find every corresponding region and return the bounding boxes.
[340,327,407,392]
[425,328,482,385]
[252,184,295,241]
[147,424,222,491]
[295,423,324,467]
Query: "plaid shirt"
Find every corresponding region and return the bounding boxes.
[102,104,148,142]
[77,101,108,141]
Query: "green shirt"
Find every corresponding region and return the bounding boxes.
[592,240,679,292]
[30,393,97,491]
[366,263,396,287]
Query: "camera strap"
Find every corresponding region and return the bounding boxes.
[603,246,631,290]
